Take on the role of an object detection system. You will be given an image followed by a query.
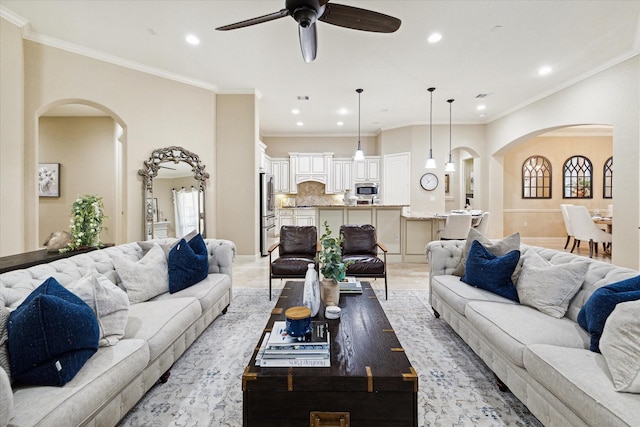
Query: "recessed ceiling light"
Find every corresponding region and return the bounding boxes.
[538,65,552,76]
[427,33,442,43]
[338,108,348,115]
[296,121,304,126]
[476,104,486,111]
[291,109,300,115]
[185,34,200,45]
[428,33,442,43]
[337,121,344,126]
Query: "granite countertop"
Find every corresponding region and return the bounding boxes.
[279,204,407,209]
[401,212,443,219]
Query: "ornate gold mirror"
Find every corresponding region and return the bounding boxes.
[138,146,209,239]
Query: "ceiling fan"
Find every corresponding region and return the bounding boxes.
[215,0,401,62]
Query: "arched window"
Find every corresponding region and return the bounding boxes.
[522,155,552,198]
[563,155,592,199]
[603,157,613,199]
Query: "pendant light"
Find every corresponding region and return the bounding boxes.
[354,88,365,161]
[445,98,456,172]
[425,87,436,169]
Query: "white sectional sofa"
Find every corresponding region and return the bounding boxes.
[0,238,235,427]
[426,240,640,427]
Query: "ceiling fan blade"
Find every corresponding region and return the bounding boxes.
[216,9,290,31]
[319,3,401,33]
[299,22,318,63]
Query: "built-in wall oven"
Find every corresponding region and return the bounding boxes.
[260,172,275,256]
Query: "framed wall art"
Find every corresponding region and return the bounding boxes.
[38,163,60,197]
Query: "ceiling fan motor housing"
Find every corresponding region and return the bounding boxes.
[287,0,325,27]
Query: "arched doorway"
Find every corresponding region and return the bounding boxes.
[36,99,127,247]
[499,124,613,239]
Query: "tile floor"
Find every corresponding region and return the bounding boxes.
[233,236,612,293]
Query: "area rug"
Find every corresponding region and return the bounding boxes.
[118,288,542,427]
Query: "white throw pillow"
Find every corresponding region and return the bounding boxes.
[112,243,169,304]
[453,229,521,278]
[69,272,130,346]
[516,249,588,318]
[600,299,640,393]
[0,307,10,377]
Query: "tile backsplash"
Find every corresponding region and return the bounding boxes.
[276,181,346,207]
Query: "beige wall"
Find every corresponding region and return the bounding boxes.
[503,135,613,237]
[0,18,25,255]
[216,94,259,256]
[262,135,377,158]
[38,117,116,245]
[486,56,639,268]
[379,124,485,215]
[8,36,217,255]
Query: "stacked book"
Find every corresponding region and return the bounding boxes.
[256,321,330,367]
[340,276,362,294]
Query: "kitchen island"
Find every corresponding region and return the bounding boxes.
[317,205,406,261]
[275,205,442,263]
[401,212,446,263]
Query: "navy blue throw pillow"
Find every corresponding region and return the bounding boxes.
[462,240,521,302]
[168,233,209,293]
[577,275,640,353]
[7,277,99,386]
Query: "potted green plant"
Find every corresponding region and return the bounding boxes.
[61,195,107,252]
[317,221,351,306]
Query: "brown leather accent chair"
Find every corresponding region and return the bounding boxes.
[268,225,319,300]
[340,224,388,299]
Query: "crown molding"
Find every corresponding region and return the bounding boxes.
[20,24,218,93]
[0,6,28,27]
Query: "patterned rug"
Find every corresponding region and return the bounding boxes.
[118,288,542,427]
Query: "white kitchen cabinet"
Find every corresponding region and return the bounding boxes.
[354,156,380,182]
[294,208,316,227]
[329,158,353,194]
[275,209,293,235]
[271,158,290,193]
[289,153,333,190]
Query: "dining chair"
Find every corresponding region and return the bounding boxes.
[339,224,388,300]
[566,205,612,258]
[438,213,473,240]
[560,203,580,250]
[268,225,319,301]
[474,212,490,235]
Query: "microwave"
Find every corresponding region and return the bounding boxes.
[355,183,379,199]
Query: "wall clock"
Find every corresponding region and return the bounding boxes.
[420,173,439,191]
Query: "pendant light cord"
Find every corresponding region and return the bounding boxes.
[428,87,435,158]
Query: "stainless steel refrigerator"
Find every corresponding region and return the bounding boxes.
[259,172,275,256]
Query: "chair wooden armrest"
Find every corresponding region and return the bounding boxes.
[376,242,388,253]
[267,242,279,254]
[316,241,322,252]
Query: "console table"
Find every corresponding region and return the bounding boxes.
[0,245,111,274]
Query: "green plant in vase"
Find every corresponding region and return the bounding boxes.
[317,221,349,283]
[317,221,352,306]
[61,195,107,252]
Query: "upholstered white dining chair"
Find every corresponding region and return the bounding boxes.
[474,212,490,235]
[438,213,473,240]
[566,205,612,258]
[560,203,579,250]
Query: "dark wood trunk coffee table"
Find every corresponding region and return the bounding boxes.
[242,281,418,427]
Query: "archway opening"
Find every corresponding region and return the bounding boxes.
[37,100,127,247]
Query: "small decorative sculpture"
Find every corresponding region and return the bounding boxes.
[43,231,73,253]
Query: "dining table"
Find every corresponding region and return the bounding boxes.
[593,216,613,233]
